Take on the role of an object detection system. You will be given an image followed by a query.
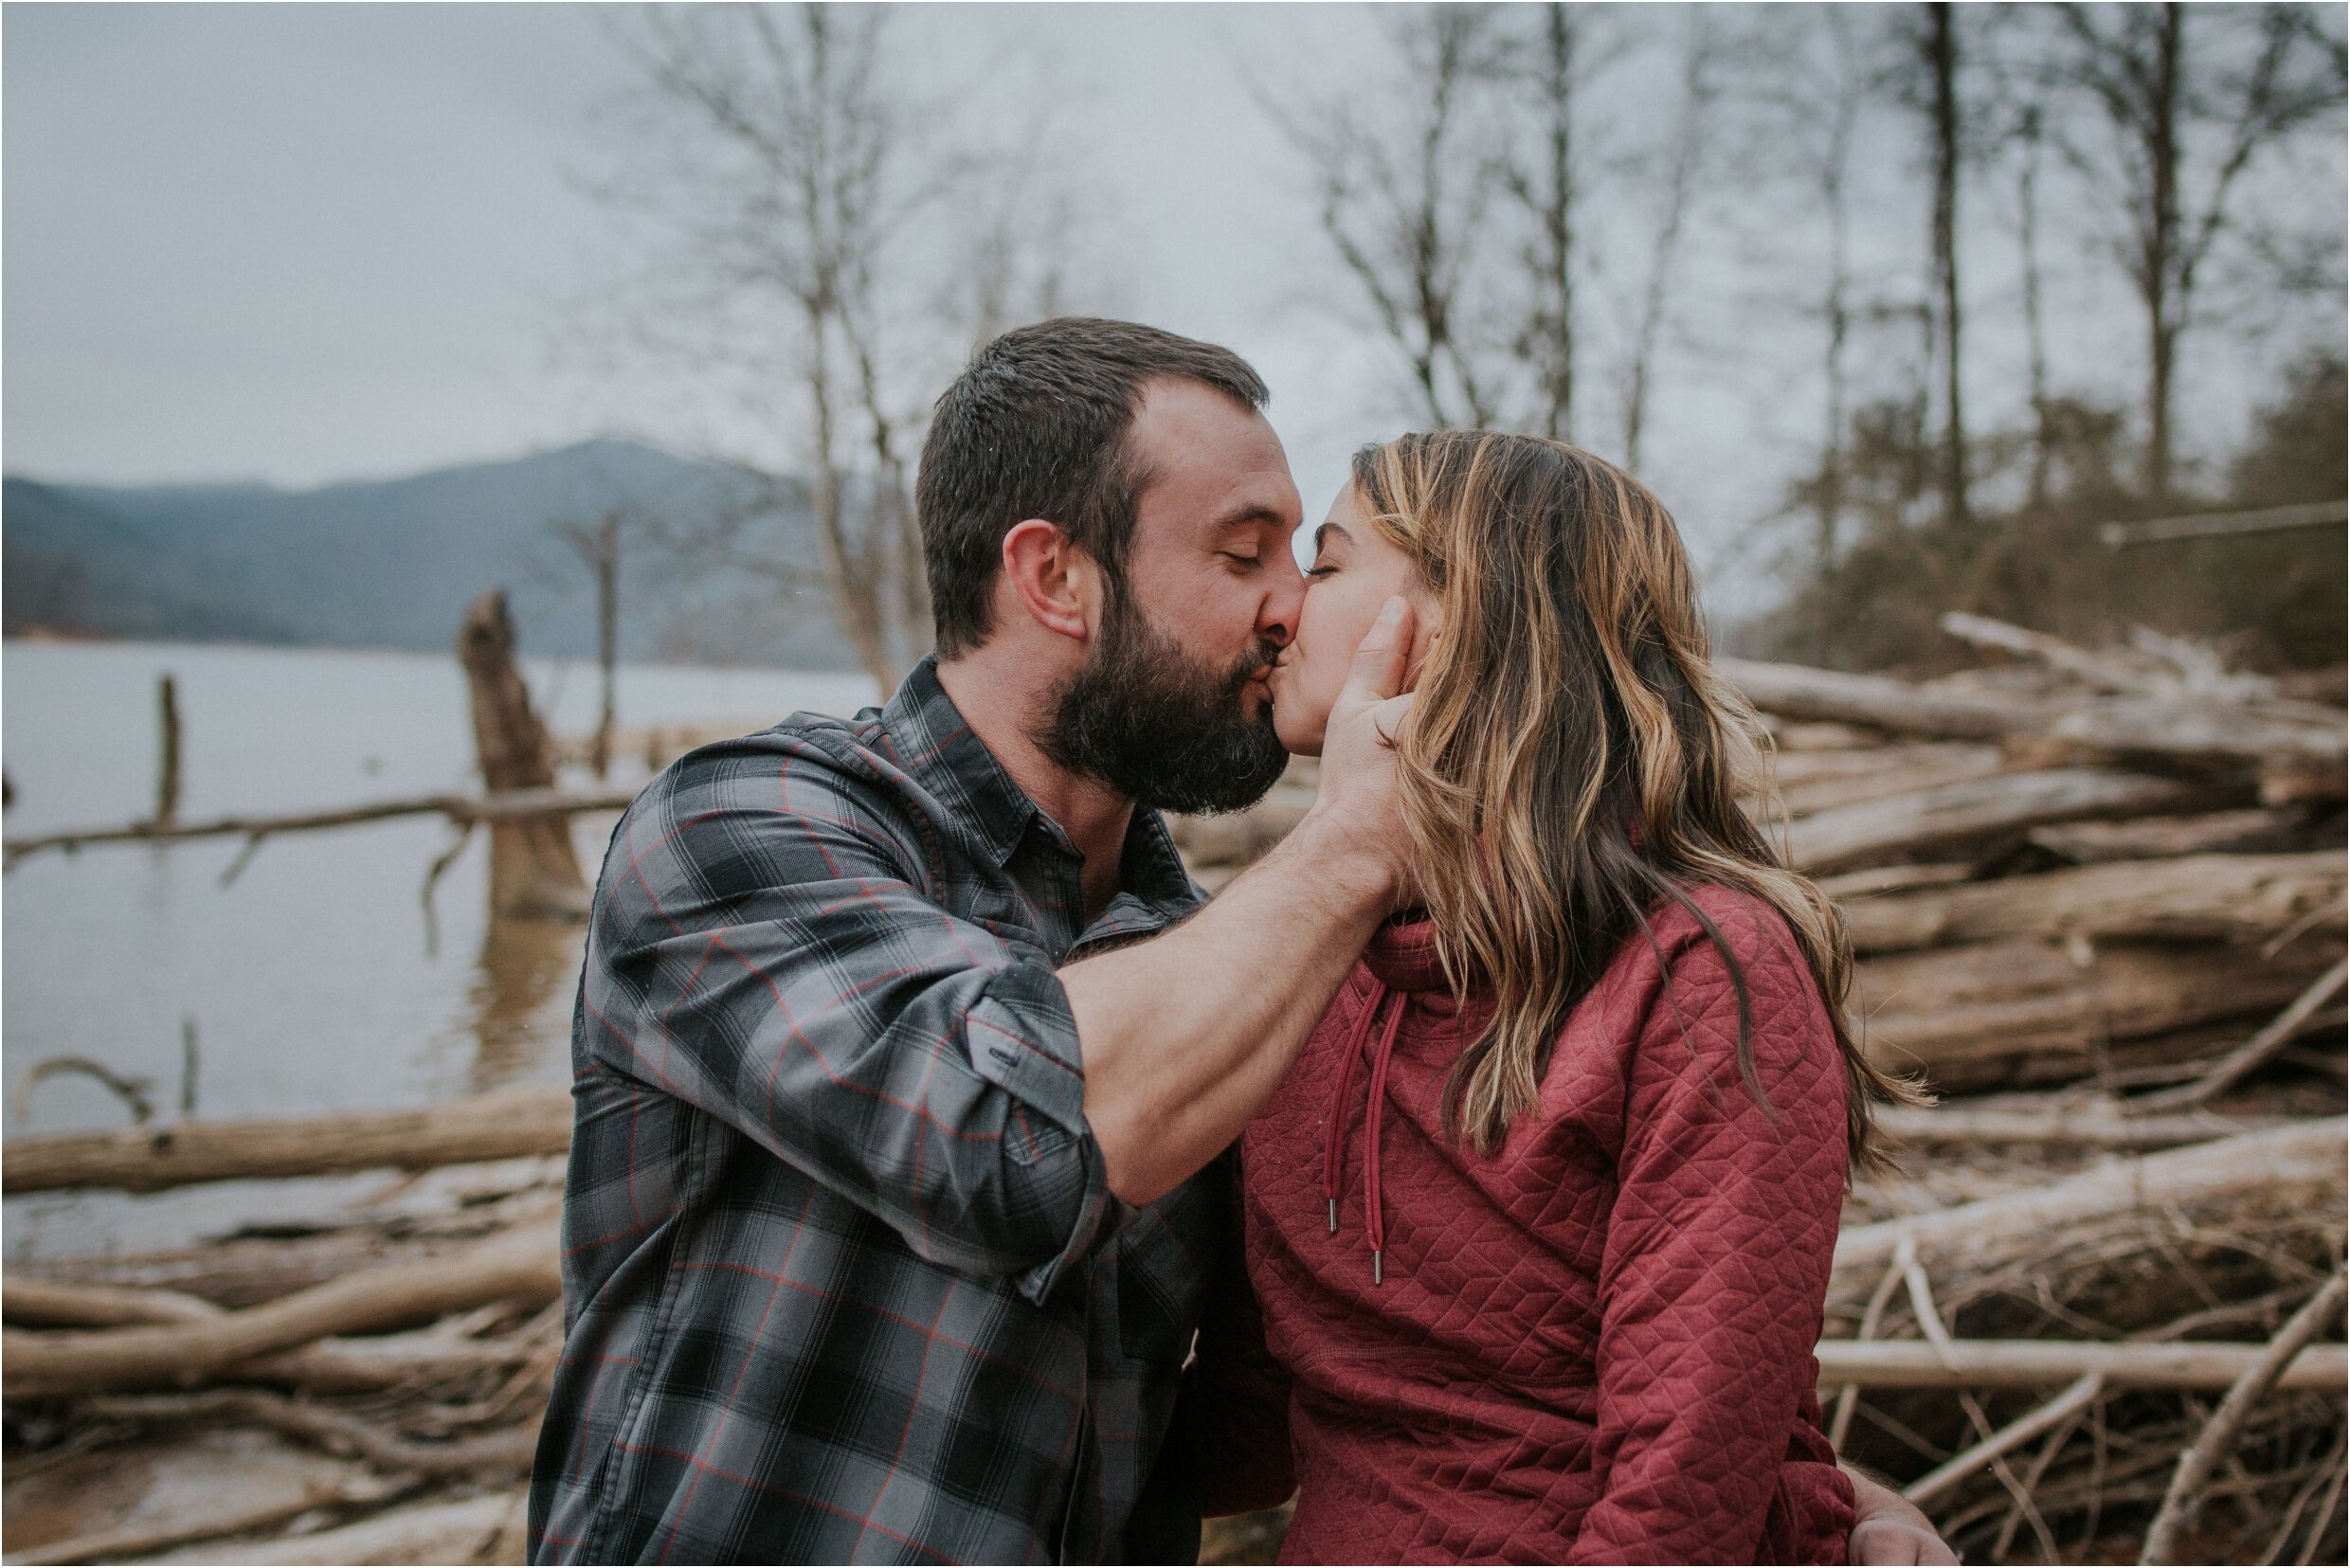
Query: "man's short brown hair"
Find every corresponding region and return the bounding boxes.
[916,317,1269,658]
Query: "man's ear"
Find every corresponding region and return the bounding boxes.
[1000,518,1098,643]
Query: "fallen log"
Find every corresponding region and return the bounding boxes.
[1785,767,2229,874]
[139,1487,530,1566]
[1842,852,2345,954]
[2028,807,2323,864]
[1857,936,2341,1091]
[1723,658,2037,742]
[0,1276,536,1390]
[1767,749,2010,819]
[1831,1117,2346,1292]
[0,1478,390,1568]
[4,1088,574,1195]
[89,1389,541,1480]
[0,786,638,868]
[1722,657,2344,766]
[5,1277,224,1327]
[1875,1104,2290,1150]
[1939,612,2179,696]
[1811,1338,2347,1392]
[2,1226,559,1398]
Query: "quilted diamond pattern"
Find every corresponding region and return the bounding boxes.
[1202,887,1855,1564]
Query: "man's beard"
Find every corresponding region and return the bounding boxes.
[1039,592,1291,816]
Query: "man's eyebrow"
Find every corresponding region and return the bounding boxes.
[1211,503,1291,533]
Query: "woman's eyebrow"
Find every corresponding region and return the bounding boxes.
[1311,521,1352,554]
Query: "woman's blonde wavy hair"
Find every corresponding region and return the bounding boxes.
[1354,430,1921,1174]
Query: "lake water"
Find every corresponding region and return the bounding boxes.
[2,639,877,1259]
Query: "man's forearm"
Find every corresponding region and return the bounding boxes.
[1064,812,1391,1204]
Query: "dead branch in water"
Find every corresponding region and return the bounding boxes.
[0,784,638,869]
[3,1087,573,1195]
[2,1227,559,1398]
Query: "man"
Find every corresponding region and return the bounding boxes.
[528,317,1955,1564]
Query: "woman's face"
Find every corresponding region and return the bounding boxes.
[1268,482,1438,756]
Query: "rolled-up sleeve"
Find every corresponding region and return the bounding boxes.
[578,735,1111,1302]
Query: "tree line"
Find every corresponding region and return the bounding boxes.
[561,3,2347,694]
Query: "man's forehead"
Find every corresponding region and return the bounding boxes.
[1128,378,1300,532]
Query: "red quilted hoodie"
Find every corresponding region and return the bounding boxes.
[1192,887,1855,1564]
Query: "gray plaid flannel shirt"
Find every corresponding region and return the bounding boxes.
[527,657,1226,1565]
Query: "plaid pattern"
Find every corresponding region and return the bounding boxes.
[527,657,1223,1565]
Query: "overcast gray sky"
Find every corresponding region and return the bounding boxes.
[6,3,2340,593]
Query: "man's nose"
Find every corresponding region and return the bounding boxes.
[1258,555,1306,648]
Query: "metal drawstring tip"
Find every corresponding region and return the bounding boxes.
[1327,1199,1338,1234]
[1372,1251,1383,1286]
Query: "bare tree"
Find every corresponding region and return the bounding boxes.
[1276,5,1509,429]
[1496,3,1591,442]
[550,509,625,780]
[2052,2,2344,498]
[588,4,1090,693]
[1887,3,1975,528]
[1796,8,1870,658]
[2014,101,2055,511]
[1618,12,1719,473]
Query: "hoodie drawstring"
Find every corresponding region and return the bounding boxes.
[1319,978,1405,1285]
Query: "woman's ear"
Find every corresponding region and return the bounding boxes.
[1000,518,1097,643]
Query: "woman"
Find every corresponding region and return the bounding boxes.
[1192,432,1919,1563]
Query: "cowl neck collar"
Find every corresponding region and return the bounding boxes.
[1363,912,1451,993]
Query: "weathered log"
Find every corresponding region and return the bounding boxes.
[1939,612,2175,695]
[2134,959,2350,1111]
[5,1277,224,1327]
[1767,749,2009,819]
[2,1276,540,1388]
[1722,658,2034,741]
[1812,1338,2346,1393]
[1856,936,2341,1091]
[1843,852,2345,954]
[1874,1104,2290,1150]
[1831,1118,2346,1292]
[1818,863,1978,901]
[90,1389,541,1480]
[459,590,588,920]
[1721,655,2344,766]
[0,1480,385,1568]
[4,1088,574,1195]
[2027,807,2323,864]
[141,1488,530,1566]
[2,1226,558,1398]
[1784,767,2228,874]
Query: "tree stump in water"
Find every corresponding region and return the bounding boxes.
[458,591,588,920]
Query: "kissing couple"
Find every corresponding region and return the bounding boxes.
[527,318,1955,1566]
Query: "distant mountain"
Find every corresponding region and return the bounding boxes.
[3,439,861,670]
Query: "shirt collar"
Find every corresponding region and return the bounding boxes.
[880,656,1202,919]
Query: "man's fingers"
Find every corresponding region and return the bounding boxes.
[1849,1521,1960,1567]
[1370,692,1416,748]
[1342,597,1415,707]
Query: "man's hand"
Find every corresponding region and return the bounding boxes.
[1066,598,1421,1205]
[1292,595,1419,907]
[1846,1469,1961,1565]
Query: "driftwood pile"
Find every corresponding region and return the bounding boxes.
[2,616,2341,1564]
